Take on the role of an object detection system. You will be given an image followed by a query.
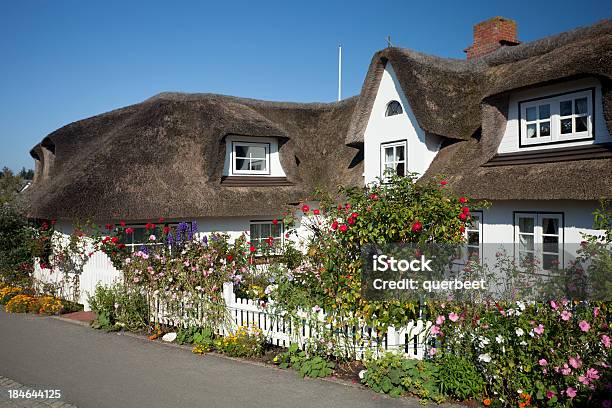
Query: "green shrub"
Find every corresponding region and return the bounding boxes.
[275,343,335,378]
[436,353,485,400]
[362,352,444,402]
[89,283,149,331]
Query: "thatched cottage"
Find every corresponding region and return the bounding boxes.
[23,17,612,268]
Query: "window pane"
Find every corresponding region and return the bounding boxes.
[250,224,261,240]
[468,247,480,260]
[384,147,394,163]
[396,146,405,161]
[260,223,271,238]
[539,104,550,120]
[468,231,479,246]
[519,251,534,265]
[386,101,403,116]
[519,234,534,251]
[235,158,249,170]
[396,162,405,176]
[527,124,537,138]
[575,116,588,132]
[271,224,281,239]
[519,217,534,233]
[560,100,572,116]
[543,254,560,270]
[469,215,480,230]
[542,218,559,235]
[543,236,559,253]
[560,118,572,134]
[526,107,536,121]
[575,98,587,115]
[250,159,266,171]
[539,121,550,137]
[132,228,146,245]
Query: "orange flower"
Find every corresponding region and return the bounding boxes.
[483,398,491,406]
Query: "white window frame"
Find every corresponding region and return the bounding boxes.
[380,140,407,180]
[465,211,483,263]
[232,141,270,175]
[519,88,594,147]
[385,100,403,117]
[514,213,564,270]
[249,220,284,255]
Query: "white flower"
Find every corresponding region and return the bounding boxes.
[516,301,526,311]
[515,327,525,336]
[520,340,527,346]
[478,353,492,363]
[495,335,504,344]
[478,336,490,348]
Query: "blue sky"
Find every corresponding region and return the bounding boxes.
[1,0,610,171]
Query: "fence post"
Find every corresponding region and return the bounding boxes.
[223,282,235,306]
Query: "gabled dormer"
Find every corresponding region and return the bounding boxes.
[362,63,442,185]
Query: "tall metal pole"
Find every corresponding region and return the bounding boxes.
[338,44,342,101]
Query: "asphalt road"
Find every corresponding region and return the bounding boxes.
[0,311,451,408]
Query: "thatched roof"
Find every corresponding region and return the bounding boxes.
[347,19,612,200]
[346,19,612,146]
[22,94,362,221]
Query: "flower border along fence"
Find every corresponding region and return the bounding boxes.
[150,282,432,360]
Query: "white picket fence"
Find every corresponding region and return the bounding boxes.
[33,251,122,311]
[34,250,432,359]
[150,282,432,360]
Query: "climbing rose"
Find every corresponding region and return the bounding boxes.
[440,180,447,186]
[459,197,467,204]
[111,236,119,244]
[339,224,348,233]
[313,209,320,215]
[579,320,590,332]
[119,220,126,227]
[125,227,134,234]
[411,221,423,232]
[163,226,170,235]
[461,207,470,214]
[459,212,467,221]
[331,221,339,231]
[159,217,165,223]
[301,204,310,213]
[249,245,256,253]
[105,223,114,230]
[369,193,379,201]
[272,219,278,225]
[227,255,233,262]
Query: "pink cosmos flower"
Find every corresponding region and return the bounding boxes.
[534,324,544,335]
[579,320,590,332]
[569,356,582,369]
[538,358,548,366]
[436,315,445,325]
[561,310,572,321]
[431,325,441,335]
[602,334,611,348]
[561,363,572,375]
[550,300,558,310]
[448,312,459,322]
[429,347,437,356]
[565,387,577,398]
[586,368,600,380]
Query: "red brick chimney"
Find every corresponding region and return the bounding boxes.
[464,16,520,59]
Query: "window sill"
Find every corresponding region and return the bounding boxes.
[221,176,293,186]
[484,143,612,167]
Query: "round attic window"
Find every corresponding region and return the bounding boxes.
[385,100,403,116]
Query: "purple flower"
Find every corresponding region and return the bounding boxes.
[191,220,198,233]
[167,233,174,245]
[202,235,208,244]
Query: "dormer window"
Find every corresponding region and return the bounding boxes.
[519,88,594,147]
[232,141,270,175]
[385,100,403,117]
